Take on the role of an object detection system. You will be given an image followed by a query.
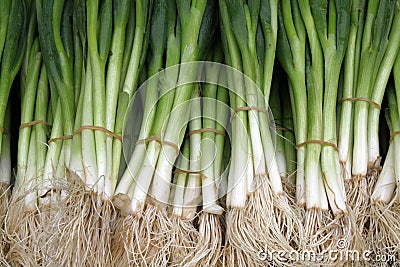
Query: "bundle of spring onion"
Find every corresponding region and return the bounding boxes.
[341,2,400,252]
[179,46,229,266]
[36,0,152,265]
[2,0,400,266]
[6,0,73,264]
[0,0,27,264]
[336,0,400,254]
[368,82,400,260]
[297,0,352,250]
[367,39,400,259]
[111,0,219,265]
[0,0,26,195]
[219,0,305,265]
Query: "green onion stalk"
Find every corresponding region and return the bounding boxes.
[36,0,75,197]
[269,68,297,197]
[172,87,204,265]
[298,0,352,254]
[0,114,9,185]
[279,76,297,193]
[368,83,400,260]
[338,0,365,184]
[270,74,287,182]
[366,1,400,192]
[218,122,232,204]
[0,104,10,265]
[116,65,147,174]
[337,3,365,242]
[394,49,400,195]
[302,42,330,251]
[0,1,14,235]
[276,0,312,252]
[181,46,227,266]
[220,0,302,265]
[113,0,169,210]
[367,1,400,170]
[0,0,13,237]
[169,137,198,265]
[110,0,152,204]
[175,87,201,224]
[214,79,231,204]
[277,0,308,209]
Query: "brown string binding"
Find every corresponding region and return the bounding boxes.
[389,131,400,144]
[186,128,226,137]
[136,135,180,154]
[48,125,122,144]
[0,128,10,136]
[339,97,381,110]
[174,168,203,175]
[296,139,338,152]
[19,120,51,130]
[48,135,73,144]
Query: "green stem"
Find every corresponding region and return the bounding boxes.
[172,138,189,217]
[270,75,286,178]
[111,0,150,196]
[87,0,111,195]
[280,83,296,184]
[81,57,98,190]
[105,0,130,193]
[35,66,50,182]
[201,61,223,213]
[387,85,400,188]
[338,0,365,168]
[352,0,393,177]
[0,0,26,157]
[149,0,209,206]
[40,100,63,197]
[0,104,11,185]
[367,6,400,166]
[277,0,307,205]
[0,0,11,61]
[219,0,249,208]
[17,41,41,185]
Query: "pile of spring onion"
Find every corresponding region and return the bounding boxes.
[0,0,400,266]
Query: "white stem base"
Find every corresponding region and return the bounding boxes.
[131,141,160,213]
[372,144,395,203]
